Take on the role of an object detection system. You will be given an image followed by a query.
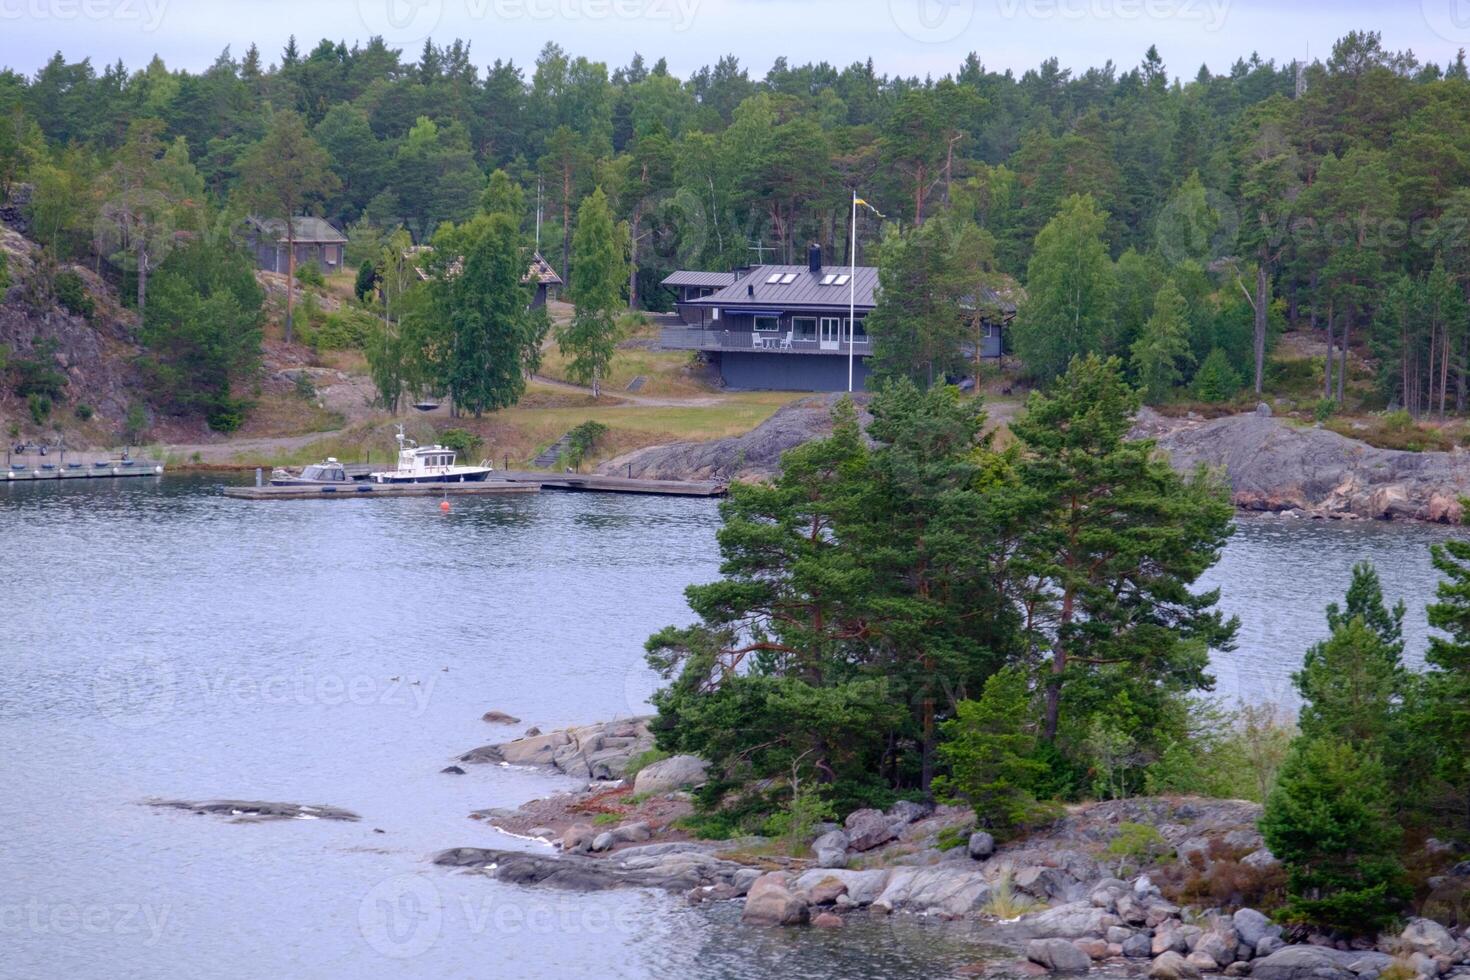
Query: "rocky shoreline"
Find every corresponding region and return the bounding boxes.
[438,720,1470,980]
[1137,408,1470,523]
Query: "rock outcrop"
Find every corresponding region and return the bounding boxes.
[596,394,870,483]
[146,799,360,822]
[435,842,746,892]
[1140,408,1470,522]
[458,718,655,780]
[632,755,709,795]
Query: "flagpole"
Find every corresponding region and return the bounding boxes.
[849,189,857,393]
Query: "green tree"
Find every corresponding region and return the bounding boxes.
[1425,539,1470,835]
[238,110,339,343]
[1260,737,1406,933]
[1007,354,1237,744]
[1012,195,1116,382]
[425,214,545,416]
[1293,617,1402,747]
[934,666,1047,837]
[1130,279,1195,402]
[139,238,264,431]
[558,187,625,397]
[868,214,1000,387]
[1192,348,1241,403]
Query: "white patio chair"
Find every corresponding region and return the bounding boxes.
[779,331,794,350]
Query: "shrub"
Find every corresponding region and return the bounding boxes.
[935,824,972,852]
[934,666,1049,838]
[293,373,317,400]
[0,251,9,294]
[624,748,669,779]
[981,871,1038,919]
[354,260,379,302]
[1260,737,1408,934]
[762,779,836,855]
[53,269,93,319]
[1105,822,1174,877]
[315,307,377,350]
[295,261,325,287]
[560,420,608,470]
[439,428,483,461]
[27,392,52,423]
[73,403,93,421]
[1193,348,1241,403]
[1313,397,1337,422]
[9,341,66,400]
[206,400,247,433]
[123,404,147,443]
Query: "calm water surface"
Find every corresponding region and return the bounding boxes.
[0,477,1460,979]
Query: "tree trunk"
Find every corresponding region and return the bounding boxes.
[1253,260,1268,395]
[561,166,572,293]
[285,226,296,345]
[1323,305,1334,401]
[136,238,148,327]
[1043,586,1073,742]
[1337,310,1349,404]
[1441,329,1451,420]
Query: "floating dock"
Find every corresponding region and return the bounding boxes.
[5,460,164,481]
[498,470,726,497]
[222,471,725,501]
[222,481,540,501]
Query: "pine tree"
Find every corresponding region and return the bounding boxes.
[934,666,1047,837]
[1008,354,1238,743]
[238,110,339,343]
[1192,348,1241,403]
[1425,539,1470,835]
[1293,617,1401,745]
[1130,279,1195,402]
[558,187,625,398]
[1260,737,1406,933]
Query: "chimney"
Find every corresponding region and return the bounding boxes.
[747,283,755,297]
[808,243,822,274]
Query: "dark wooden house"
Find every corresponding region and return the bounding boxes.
[245,216,347,274]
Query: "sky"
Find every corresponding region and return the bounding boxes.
[0,0,1466,83]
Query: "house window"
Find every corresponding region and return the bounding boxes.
[755,316,780,332]
[793,317,817,340]
[850,318,868,341]
[983,323,996,338]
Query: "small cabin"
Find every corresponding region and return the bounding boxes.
[245,216,348,274]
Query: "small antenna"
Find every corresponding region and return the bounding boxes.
[748,239,774,263]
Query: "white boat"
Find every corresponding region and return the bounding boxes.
[370,426,494,484]
[270,458,352,486]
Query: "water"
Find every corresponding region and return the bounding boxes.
[0,478,1460,979]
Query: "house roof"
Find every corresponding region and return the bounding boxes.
[247,215,347,244]
[404,246,563,286]
[662,270,738,289]
[526,251,563,286]
[691,264,880,312]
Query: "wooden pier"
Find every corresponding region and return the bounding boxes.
[223,471,725,501]
[498,470,726,497]
[222,481,540,501]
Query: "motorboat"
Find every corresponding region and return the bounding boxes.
[270,458,353,486]
[369,426,494,484]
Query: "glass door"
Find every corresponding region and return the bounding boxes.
[819,317,842,351]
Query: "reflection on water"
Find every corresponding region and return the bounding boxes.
[1,478,1462,978]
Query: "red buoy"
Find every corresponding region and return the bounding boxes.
[440,500,451,513]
